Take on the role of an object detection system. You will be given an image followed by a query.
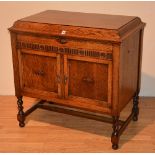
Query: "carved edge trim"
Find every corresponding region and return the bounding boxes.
[16,42,112,60]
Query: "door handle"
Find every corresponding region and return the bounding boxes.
[82,77,94,83]
[34,70,44,76]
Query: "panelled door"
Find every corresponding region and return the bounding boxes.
[19,49,62,98]
[64,54,112,106]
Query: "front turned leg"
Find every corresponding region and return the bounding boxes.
[111,116,120,150]
[17,96,25,127]
[132,94,139,121]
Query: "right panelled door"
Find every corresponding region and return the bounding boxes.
[64,54,112,110]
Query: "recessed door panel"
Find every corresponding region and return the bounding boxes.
[20,51,61,96]
[68,60,108,101]
[64,55,112,104]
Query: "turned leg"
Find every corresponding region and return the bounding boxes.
[111,116,120,150]
[132,94,139,121]
[17,96,25,127]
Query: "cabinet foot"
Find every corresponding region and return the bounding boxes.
[19,122,25,127]
[132,94,139,121]
[17,96,25,127]
[111,116,120,150]
[112,144,118,150]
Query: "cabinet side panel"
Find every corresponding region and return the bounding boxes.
[119,30,140,111]
[10,32,21,97]
[137,28,144,94]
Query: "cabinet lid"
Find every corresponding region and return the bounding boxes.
[9,10,145,42]
[20,10,136,30]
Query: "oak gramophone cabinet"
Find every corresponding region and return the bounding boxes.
[9,10,146,149]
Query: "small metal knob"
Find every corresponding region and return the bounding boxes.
[57,37,68,44]
[82,77,94,83]
[34,70,44,76]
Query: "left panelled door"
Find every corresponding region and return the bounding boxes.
[18,49,62,99]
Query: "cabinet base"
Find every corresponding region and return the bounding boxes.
[16,95,139,150]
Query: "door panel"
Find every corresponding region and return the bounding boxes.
[20,50,61,96]
[68,60,108,101]
[64,55,112,104]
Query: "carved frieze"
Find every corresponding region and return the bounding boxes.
[17,42,112,60]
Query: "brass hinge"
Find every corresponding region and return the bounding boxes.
[56,75,61,83]
[64,75,68,84]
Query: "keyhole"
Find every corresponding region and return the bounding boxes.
[61,30,66,35]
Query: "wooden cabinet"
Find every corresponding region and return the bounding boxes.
[9,10,146,149]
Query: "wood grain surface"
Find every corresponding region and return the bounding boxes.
[0,96,154,153]
[20,10,137,29]
[9,10,146,149]
[9,10,145,43]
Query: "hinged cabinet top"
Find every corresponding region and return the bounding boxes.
[20,10,137,30]
[9,10,145,42]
